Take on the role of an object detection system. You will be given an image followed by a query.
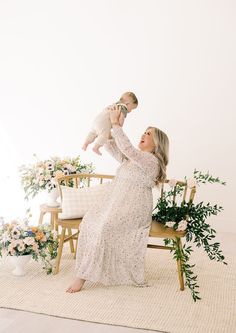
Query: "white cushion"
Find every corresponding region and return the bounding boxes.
[59,182,111,219]
[152,186,160,211]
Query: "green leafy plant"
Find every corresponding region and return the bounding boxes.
[152,170,227,301]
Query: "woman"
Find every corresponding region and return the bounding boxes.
[67,105,169,293]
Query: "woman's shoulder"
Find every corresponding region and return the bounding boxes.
[143,151,159,164]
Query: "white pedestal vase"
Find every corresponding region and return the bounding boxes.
[9,255,31,276]
[45,187,60,207]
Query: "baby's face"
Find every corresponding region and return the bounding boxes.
[120,95,137,113]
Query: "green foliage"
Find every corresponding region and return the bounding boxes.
[152,170,227,301]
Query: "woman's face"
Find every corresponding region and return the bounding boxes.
[138,128,156,152]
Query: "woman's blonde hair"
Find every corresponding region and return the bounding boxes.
[147,126,169,184]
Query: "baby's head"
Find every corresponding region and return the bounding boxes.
[119,92,138,113]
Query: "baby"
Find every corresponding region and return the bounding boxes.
[82,92,138,155]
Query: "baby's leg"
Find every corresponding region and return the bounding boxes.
[92,144,103,155]
[82,130,97,151]
[92,128,111,155]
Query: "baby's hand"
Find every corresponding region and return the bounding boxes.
[109,105,121,124]
[107,104,117,111]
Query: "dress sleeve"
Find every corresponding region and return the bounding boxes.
[104,138,126,163]
[112,127,159,178]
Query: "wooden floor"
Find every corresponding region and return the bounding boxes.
[0,308,160,333]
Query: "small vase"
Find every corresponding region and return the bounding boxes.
[46,187,60,207]
[9,255,31,276]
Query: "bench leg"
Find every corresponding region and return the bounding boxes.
[38,211,45,225]
[176,238,184,291]
[67,228,75,253]
[54,227,66,274]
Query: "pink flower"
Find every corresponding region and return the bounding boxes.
[177,220,188,231]
[32,243,39,254]
[24,237,35,246]
[55,170,64,179]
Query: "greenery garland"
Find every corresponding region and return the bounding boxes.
[152,170,227,301]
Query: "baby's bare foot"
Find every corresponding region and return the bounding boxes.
[82,142,89,151]
[66,278,86,293]
[92,146,102,155]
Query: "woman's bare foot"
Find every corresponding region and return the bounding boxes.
[66,278,86,293]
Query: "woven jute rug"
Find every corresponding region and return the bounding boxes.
[0,243,235,333]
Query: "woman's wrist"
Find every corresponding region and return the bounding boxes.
[111,122,120,127]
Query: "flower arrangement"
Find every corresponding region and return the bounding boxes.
[152,170,227,302]
[0,219,58,274]
[19,155,94,200]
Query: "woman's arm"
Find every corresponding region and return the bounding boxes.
[103,137,126,163]
[103,104,126,163]
[109,106,159,178]
[112,127,158,174]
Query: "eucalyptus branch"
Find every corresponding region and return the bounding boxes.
[193,170,226,186]
[164,238,200,302]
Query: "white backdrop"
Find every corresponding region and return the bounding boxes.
[0,0,235,231]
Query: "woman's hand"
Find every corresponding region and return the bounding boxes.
[109,104,121,127]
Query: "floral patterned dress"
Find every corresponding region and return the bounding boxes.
[75,127,159,286]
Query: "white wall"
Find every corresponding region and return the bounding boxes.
[0,0,235,231]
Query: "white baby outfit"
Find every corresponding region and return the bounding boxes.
[85,103,128,147]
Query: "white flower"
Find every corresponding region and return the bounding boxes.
[63,163,76,172]
[36,167,44,175]
[17,242,26,252]
[1,232,10,243]
[187,178,197,189]
[45,182,53,191]
[11,228,21,239]
[44,174,51,181]
[168,179,178,187]
[50,178,57,186]
[177,220,188,231]
[166,221,175,228]
[46,161,54,171]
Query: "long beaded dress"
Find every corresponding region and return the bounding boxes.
[75,127,159,286]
